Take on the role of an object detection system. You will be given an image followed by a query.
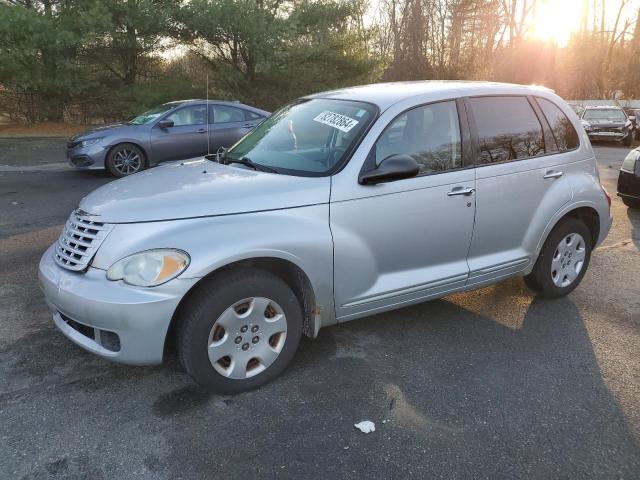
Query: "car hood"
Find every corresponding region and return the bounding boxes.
[78,159,330,223]
[71,122,136,140]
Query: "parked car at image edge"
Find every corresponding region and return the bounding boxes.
[40,81,612,393]
[579,105,634,146]
[66,100,270,177]
[623,107,640,140]
[618,147,640,208]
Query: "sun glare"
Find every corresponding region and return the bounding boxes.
[532,0,583,46]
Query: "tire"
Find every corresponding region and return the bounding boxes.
[524,217,592,299]
[105,143,146,177]
[623,134,632,147]
[622,196,640,209]
[177,268,303,393]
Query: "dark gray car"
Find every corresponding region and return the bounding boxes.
[66,100,270,177]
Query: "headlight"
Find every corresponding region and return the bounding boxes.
[106,249,190,287]
[79,137,104,148]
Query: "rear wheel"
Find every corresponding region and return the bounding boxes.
[105,143,145,177]
[524,218,592,298]
[622,196,640,209]
[177,268,302,393]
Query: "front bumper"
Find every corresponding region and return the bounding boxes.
[66,143,108,170]
[587,131,629,142]
[38,244,199,365]
[617,169,640,200]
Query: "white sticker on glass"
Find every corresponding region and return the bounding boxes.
[313,111,359,133]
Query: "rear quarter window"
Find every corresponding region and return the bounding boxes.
[536,97,580,151]
[469,96,545,164]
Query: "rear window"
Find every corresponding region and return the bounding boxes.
[536,98,580,151]
[469,96,545,164]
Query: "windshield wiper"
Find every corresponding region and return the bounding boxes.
[224,156,278,173]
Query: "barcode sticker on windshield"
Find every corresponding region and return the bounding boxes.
[313,111,359,132]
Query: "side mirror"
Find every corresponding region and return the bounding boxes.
[157,119,174,129]
[629,115,636,122]
[359,154,419,185]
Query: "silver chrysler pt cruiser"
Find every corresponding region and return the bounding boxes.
[39,82,612,392]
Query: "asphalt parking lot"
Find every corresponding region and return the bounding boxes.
[1,139,639,479]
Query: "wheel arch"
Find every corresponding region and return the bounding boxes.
[538,205,601,254]
[164,257,319,359]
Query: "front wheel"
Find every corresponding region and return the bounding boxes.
[105,143,146,177]
[623,134,633,147]
[177,269,303,393]
[524,218,592,298]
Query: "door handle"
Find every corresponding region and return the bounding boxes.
[543,170,563,179]
[197,128,207,133]
[447,186,475,196]
[242,124,254,128]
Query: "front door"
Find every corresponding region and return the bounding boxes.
[331,100,477,320]
[151,104,209,162]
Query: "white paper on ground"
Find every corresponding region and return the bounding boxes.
[354,420,376,433]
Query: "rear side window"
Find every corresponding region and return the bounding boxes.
[245,110,264,121]
[536,98,579,151]
[213,105,245,123]
[375,101,462,174]
[469,96,545,164]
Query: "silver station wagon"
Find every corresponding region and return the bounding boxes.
[39,82,612,392]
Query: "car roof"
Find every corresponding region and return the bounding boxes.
[162,99,270,115]
[306,81,555,111]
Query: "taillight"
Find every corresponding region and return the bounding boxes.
[601,184,611,207]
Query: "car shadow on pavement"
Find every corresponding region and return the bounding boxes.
[2,274,639,478]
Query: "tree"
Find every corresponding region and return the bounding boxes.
[176,0,378,109]
[0,0,100,121]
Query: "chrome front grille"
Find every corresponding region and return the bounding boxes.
[54,211,113,271]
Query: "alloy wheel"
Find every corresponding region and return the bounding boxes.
[113,148,142,175]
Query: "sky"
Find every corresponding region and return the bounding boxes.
[531,0,639,46]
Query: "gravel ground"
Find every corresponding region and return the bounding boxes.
[0,139,639,479]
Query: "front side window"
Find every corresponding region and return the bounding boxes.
[374,101,462,174]
[166,105,207,126]
[130,104,177,125]
[225,99,376,175]
[470,96,545,164]
[213,105,246,124]
[536,97,579,151]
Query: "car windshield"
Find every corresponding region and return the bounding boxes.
[225,98,377,175]
[583,109,627,121]
[129,104,177,125]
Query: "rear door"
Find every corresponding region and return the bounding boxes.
[464,95,575,282]
[210,105,259,151]
[150,104,209,162]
